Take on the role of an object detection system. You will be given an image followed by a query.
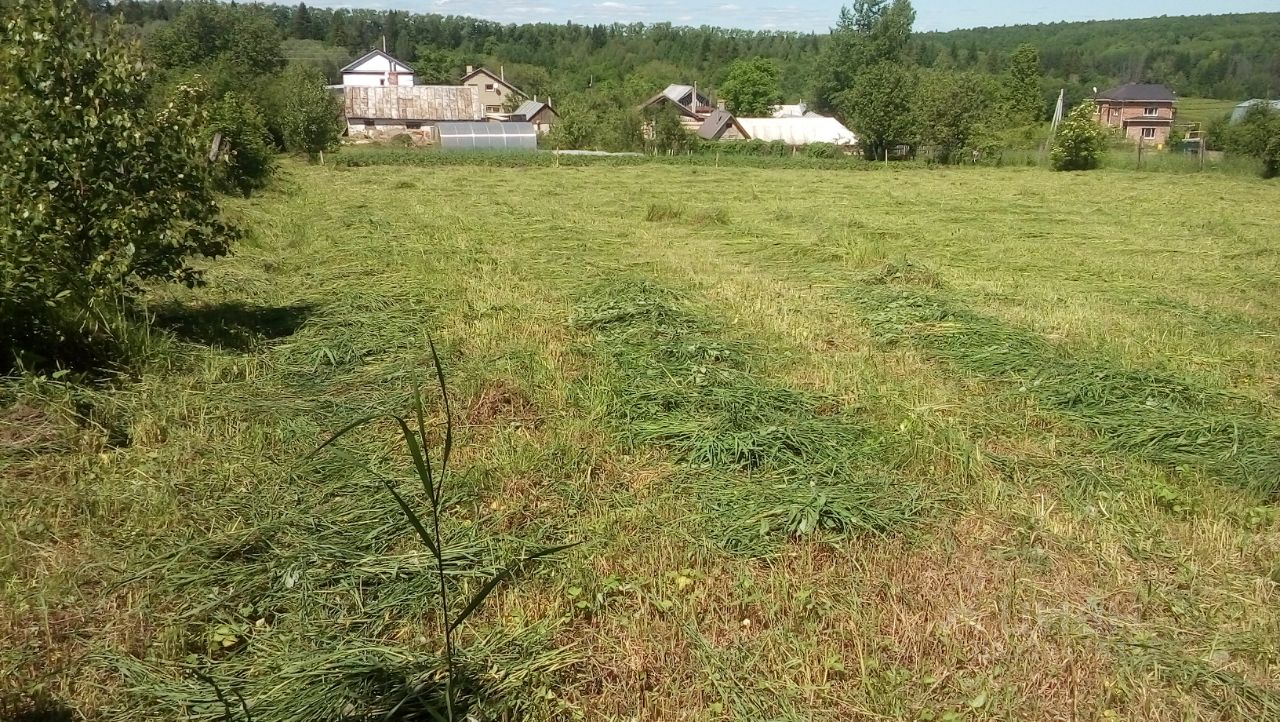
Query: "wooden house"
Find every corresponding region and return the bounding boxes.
[511,100,559,134]
[344,86,483,142]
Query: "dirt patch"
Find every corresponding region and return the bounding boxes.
[0,404,67,452]
[464,380,540,428]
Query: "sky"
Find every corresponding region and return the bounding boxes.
[317,0,1278,32]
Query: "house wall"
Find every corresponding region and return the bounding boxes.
[528,108,556,134]
[1095,100,1174,144]
[342,56,415,87]
[463,71,515,114]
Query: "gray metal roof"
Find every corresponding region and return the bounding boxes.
[513,100,556,120]
[697,108,742,140]
[1231,99,1280,122]
[1093,83,1176,102]
[437,121,537,151]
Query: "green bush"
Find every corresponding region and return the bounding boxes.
[209,90,275,196]
[1220,105,1280,179]
[805,143,840,159]
[278,64,343,161]
[0,0,237,369]
[1049,101,1108,171]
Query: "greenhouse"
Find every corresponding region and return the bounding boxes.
[436,122,538,151]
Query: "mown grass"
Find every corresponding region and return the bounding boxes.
[3,160,1279,721]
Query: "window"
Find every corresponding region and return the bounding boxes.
[1143,106,1158,116]
[485,105,502,113]
[485,83,496,91]
[405,122,422,130]
[1141,127,1156,139]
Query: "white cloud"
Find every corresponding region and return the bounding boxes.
[594,1,627,7]
[718,3,740,10]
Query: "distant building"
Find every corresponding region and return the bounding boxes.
[1093,83,1176,145]
[1231,98,1280,123]
[461,66,525,116]
[771,103,821,119]
[696,108,748,140]
[510,100,559,134]
[340,50,415,87]
[638,84,715,133]
[344,86,483,142]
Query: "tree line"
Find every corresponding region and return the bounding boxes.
[103,1,1280,106]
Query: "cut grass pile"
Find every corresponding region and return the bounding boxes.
[573,280,924,552]
[851,261,1280,495]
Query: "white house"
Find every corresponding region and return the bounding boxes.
[341,50,415,87]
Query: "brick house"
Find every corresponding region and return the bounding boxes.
[1093,83,1176,145]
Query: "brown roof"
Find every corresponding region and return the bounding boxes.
[697,109,745,140]
[344,86,483,122]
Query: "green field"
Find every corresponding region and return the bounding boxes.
[4,161,1280,721]
[1177,97,1239,127]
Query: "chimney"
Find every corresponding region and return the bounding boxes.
[466,65,474,75]
[717,99,726,111]
[500,65,505,81]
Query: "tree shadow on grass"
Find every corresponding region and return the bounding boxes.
[152,301,315,352]
[0,693,74,722]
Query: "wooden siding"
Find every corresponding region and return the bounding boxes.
[344,86,483,122]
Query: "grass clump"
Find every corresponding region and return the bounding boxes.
[852,265,1280,495]
[644,201,685,222]
[574,280,924,553]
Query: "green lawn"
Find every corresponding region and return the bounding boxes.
[1177,96,1238,127]
[4,161,1280,721]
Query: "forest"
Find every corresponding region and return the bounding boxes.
[104,1,1280,105]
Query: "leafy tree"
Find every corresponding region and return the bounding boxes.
[1049,101,1108,171]
[720,57,783,116]
[649,107,695,155]
[1004,43,1043,124]
[146,1,283,75]
[816,0,916,111]
[837,63,919,160]
[1,0,236,368]
[278,65,343,161]
[414,45,462,84]
[917,70,1000,162]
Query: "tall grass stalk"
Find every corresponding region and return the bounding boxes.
[310,337,581,719]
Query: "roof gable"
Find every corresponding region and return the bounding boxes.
[638,92,703,118]
[461,67,524,96]
[1094,83,1176,102]
[697,108,746,140]
[341,49,414,75]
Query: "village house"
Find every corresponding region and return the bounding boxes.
[696,108,748,140]
[340,50,415,87]
[1232,98,1280,122]
[638,84,715,132]
[461,66,525,116]
[343,85,483,142]
[1093,83,1176,145]
[510,100,559,134]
